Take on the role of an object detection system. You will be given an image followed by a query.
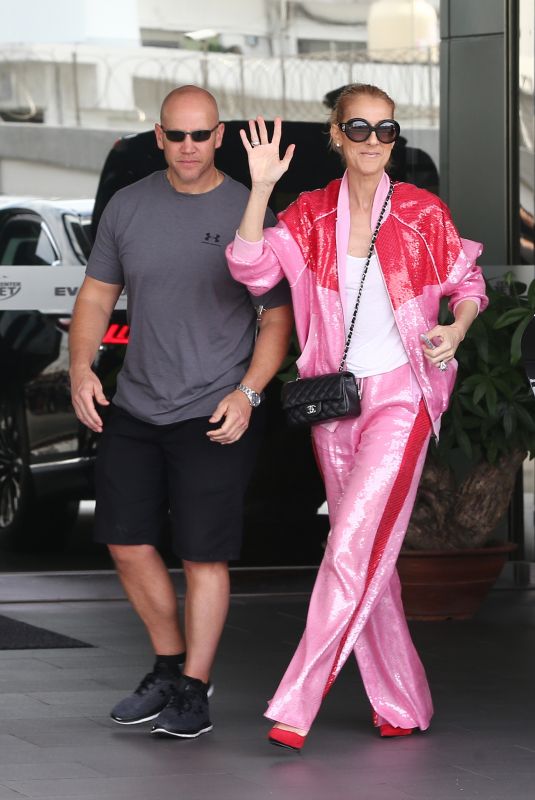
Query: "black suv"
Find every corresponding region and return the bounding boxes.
[0,121,438,559]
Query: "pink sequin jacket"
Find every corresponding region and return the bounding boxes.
[227,171,488,436]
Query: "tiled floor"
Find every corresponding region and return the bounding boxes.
[0,573,534,800]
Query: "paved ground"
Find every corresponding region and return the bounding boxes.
[0,572,533,800]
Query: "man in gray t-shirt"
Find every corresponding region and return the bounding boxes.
[87,169,287,424]
[69,85,292,740]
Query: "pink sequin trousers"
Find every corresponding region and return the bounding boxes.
[266,363,434,732]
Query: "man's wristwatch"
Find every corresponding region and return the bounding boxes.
[236,384,263,408]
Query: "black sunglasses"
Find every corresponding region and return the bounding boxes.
[160,124,219,143]
[338,118,400,144]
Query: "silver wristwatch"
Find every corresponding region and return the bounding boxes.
[236,383,262,407]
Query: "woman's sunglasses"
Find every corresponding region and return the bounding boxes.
[160,124,219,143]
[338,118,400,144]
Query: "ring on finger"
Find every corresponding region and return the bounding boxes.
[251,139,260,147]
[438,360,448,371]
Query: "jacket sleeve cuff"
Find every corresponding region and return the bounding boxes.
[232,231,265,262]
[451,296,481,316]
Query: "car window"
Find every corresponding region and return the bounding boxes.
[63,213,92,264]
[0,216,58,265]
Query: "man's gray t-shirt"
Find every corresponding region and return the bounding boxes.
[87,170,289,425]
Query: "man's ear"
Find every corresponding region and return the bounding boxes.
[214,122,225,150]
[155,123,165,151]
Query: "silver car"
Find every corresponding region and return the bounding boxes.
[0,197,93,267]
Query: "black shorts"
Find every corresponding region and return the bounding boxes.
[94,404,265,562]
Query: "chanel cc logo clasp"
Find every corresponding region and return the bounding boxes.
[306,404,318,415]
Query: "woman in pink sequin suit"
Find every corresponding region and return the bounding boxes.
[226,84,488,748]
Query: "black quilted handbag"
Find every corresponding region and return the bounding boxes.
[281,371,360,427]
[280,181,393,429]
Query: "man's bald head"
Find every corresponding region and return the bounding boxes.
[160,86,219,127]
[155,85,225,192]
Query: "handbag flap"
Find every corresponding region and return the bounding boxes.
[281,372,354,409]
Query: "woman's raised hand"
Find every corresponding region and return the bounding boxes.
[240,116,295,189]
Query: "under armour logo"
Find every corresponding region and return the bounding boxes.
[203,232,221,246]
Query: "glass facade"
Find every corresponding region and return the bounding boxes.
[519,0,535,266]
[518,0,535,561]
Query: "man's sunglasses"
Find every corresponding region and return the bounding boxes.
[160,123,220,143]
[338,118,400,144]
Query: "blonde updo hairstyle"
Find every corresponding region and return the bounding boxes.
[329,83,396,154]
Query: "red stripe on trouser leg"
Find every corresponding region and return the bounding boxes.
[322,400,430,698]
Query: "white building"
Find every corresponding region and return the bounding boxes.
[0,0,440,196]
[0,0,440,127]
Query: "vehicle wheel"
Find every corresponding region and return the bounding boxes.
[0,387,31,547]
[0,389,79,551]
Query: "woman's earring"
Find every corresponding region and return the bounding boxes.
[336,142,341,147]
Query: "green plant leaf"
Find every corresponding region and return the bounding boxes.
[472,383,488,405]
[515,403,535,431]
[462,374,488,390]
[456,426,473,459]
[511,314,533,364]
[435,275,535,469]
[492,377,514,398]
[459,394,488,418]
[494,308,530,329]
[484,381,497,416]
[503,406,515,436]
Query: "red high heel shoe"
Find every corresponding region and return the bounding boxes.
[379,723,414,738]
[268,726,306,751]
[372,710,415,738]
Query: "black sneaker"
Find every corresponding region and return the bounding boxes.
[110,664,180,725]
[150,674,213,738]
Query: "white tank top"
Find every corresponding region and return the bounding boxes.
[344,253,408,377]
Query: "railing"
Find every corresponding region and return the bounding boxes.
[0,43,439,129]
